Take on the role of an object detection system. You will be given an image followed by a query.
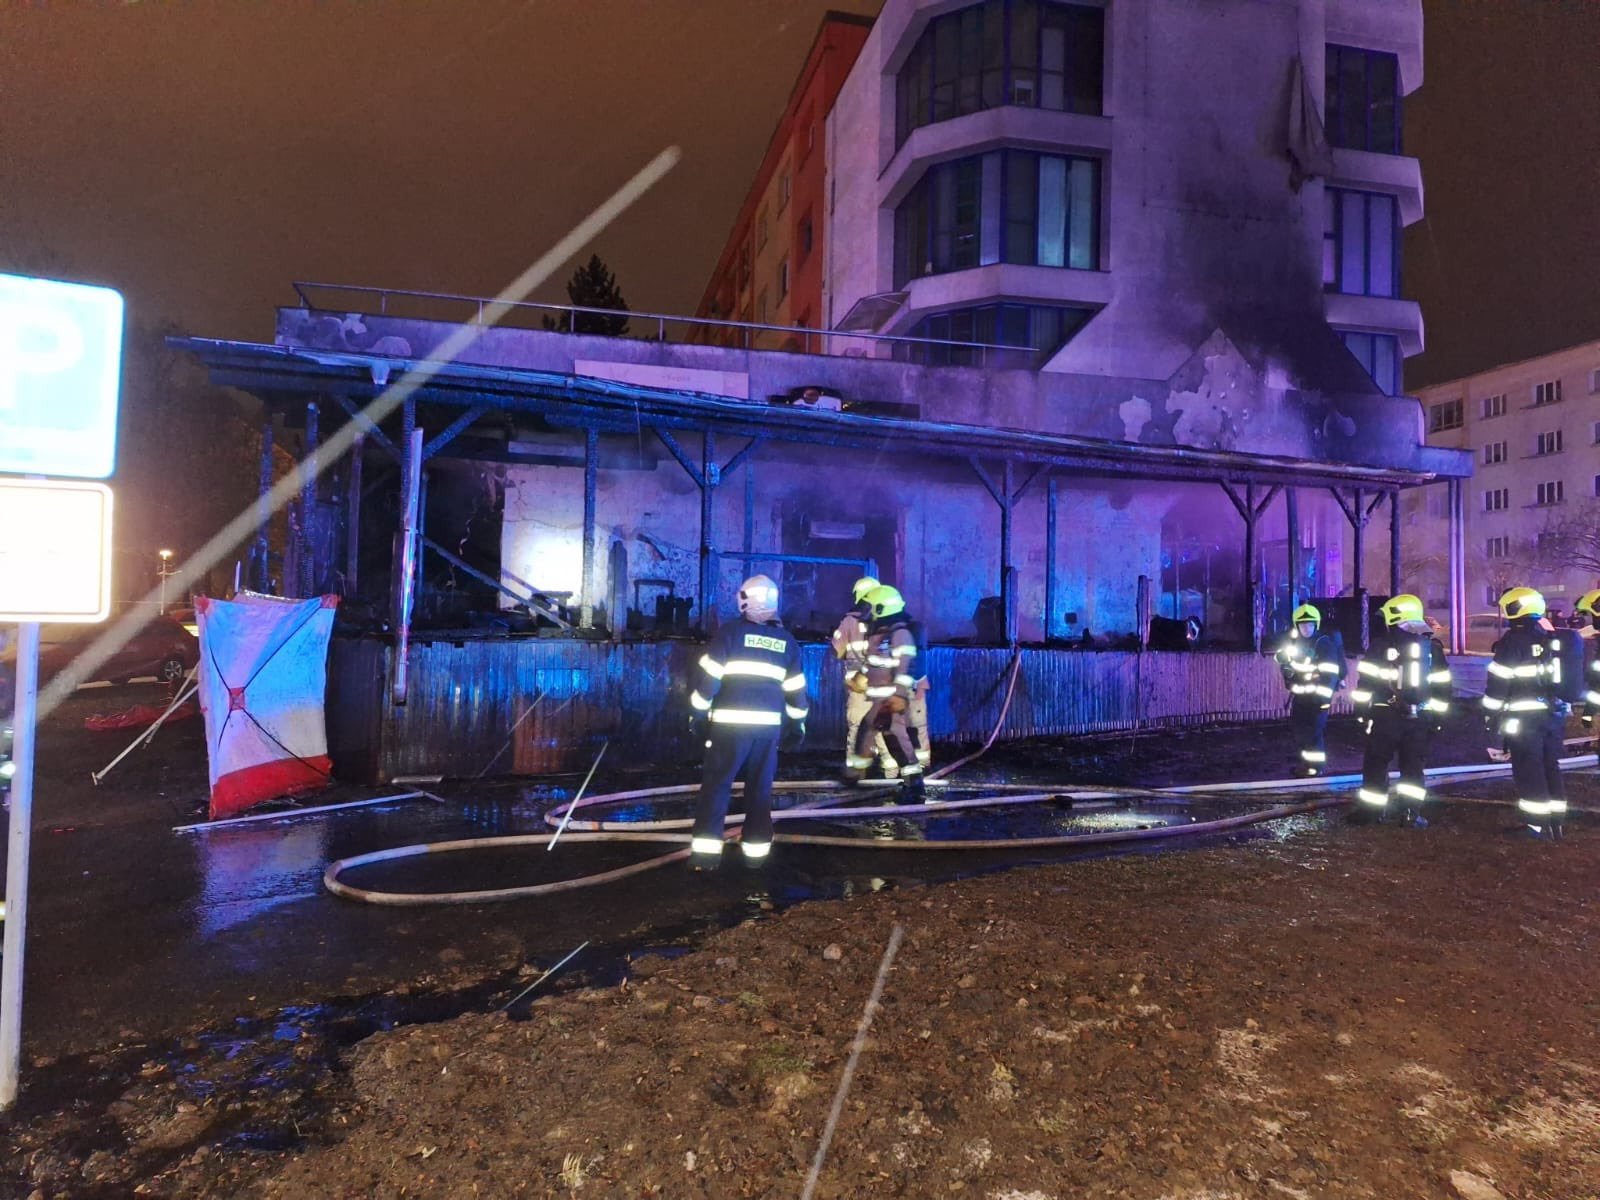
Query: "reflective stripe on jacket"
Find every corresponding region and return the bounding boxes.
[692,618,810,727]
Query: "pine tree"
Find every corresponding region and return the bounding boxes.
[545,253,630,336]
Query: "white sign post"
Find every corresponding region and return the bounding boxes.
[0,273,122,1112]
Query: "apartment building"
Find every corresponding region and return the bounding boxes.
[1402,339,1600,618]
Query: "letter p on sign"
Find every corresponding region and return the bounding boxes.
[0,273,124,479]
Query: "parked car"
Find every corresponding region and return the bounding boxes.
[1464,612,1504,655]
[0,616,199,688]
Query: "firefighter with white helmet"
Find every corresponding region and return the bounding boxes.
[1352,593,1451,825]
[1274,602,1347,776]
[1577,589,1600,727]
[832,575,896,779]
[845,584,925,800]
[1483,586,1578,839]
[687,574,809,871]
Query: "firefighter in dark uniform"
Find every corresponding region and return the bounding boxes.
[1578,589,1600,728]
[845,585,925,801]
[688,574,809,871]
[1483,587,1573,839]
[1352,593,1452,825]
[1274,602,1347,776]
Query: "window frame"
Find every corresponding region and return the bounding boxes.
[1483,488,1509,513]
[1534,480,1565,507]
[1482,441,1507,466]
[1533,379,1563,407]
[1427,398,1463,433]
[1324,188,1400,297]
[1534,429,1564,457]
[1325,43,1402,155]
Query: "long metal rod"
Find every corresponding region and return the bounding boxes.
[699,430,716,634]
[1045,476,1057,641]
[1448,478,1466,654]
[391,428,424,704]
[420,536,570,628]
[581,428,598,630]
[90,672,200,785]
[500,940,590,1012]
[546,741,609,851]
[1,622,41,1110]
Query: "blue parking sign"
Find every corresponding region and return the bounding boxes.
[0,273,124,479]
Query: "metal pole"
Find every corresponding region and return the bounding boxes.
[346,434,364,594]
[1045,476,1057,641]
[743,452,755,556]
[392,428,424,704]
[1389,489,1402,595]
[1285,487,1301,610]
[1350,486,1365,596]
[300,399,320,596]
[415,463,430,614]
[1,621,41,1110]
[1000,460,1014,644]
[254,413,274,590]
[1448,478,1466,655]
[699,430,716,633]
[1244,481,1260,653]
[581,428,598,630]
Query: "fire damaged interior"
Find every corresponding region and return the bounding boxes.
[173,287,1470,780]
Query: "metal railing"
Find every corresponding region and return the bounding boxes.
[289,280,1042,368]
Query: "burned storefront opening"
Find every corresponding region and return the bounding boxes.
[174,289,1471,782]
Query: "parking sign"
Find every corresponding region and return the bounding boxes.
[0,273,124,479]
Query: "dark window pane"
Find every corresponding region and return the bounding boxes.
[1369,52,1399,152]
[1064,5,1104,114]
[1338,49,1365,147]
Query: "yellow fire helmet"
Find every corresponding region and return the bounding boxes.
[1291,603,1321,628]
[851,575,880,604]
[1497,586,1546,621]
[863,584,906,620]
[1379,593,1424,627]
[1574,589,1600,618]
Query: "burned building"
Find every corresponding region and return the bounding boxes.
[176,0,1470,781]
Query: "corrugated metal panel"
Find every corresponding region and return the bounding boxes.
[327,638,1357,782]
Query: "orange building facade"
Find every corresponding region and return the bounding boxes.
[693,12,872,352]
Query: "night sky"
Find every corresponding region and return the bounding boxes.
[2,0,1594,389]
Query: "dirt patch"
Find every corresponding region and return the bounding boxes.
[101,801,1595,1200]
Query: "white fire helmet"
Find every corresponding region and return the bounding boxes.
[737,574,780,621]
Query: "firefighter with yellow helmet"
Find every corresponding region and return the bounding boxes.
[1577,589,1600,726]
[845,584,925,800]
[1274,602,1347,776]
[1352,593,1451,825]
[1483,586,1581,839]
[832,576,897,779]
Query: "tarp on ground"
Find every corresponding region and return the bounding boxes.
[196,592,339,820]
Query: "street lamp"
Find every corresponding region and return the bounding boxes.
[158,549,174,614]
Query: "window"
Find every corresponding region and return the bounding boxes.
[894,150,1100,285]
[895,0,1105,144]
[798,213,814,262]
[1590,368,1600,394]
[779,171,792,211]
[1480,393,1507,419]
[896,302,1094,365]
[1486,536,1510,559]
[777,259,789,300]
[1593,421,1600,445]
[1342,331,1400,396]
[1483,488,1509,513]
[1533,379,1563,406]
[1325,44,1401,154]
[1535,429,1564,456]
[1323,189,1399,297]
[757,210,768,250]
[1482,441,1507,466]
[1535,480,1565,506]
[1427,398,1463,433]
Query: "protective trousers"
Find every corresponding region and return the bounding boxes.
[691,730,779,863]
[908,682,932,768]
[844,690,897,776]
[851,701,920,778]
[1509,711,1567,824]
[1288,696,1330,773]
[1358,710,1431,817]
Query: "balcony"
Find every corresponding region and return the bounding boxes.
[1323,293,1424,357]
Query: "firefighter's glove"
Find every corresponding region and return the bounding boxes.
[781,719,806,751]
[846,672,869,695]
[1486,745,1511,764]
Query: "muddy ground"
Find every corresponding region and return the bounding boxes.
[1,689,1597,1199]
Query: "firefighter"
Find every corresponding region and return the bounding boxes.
[1578,589,1600,727]
[832,576,897,779]
[1352,594,1451,825]
[845,584,925,801]
[1274,603,1347,776]
[687,575,809,871]
[899,599,933,771]
[1482,587,1572,839]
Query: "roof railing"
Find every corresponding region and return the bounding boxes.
[289,280,1041,368]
